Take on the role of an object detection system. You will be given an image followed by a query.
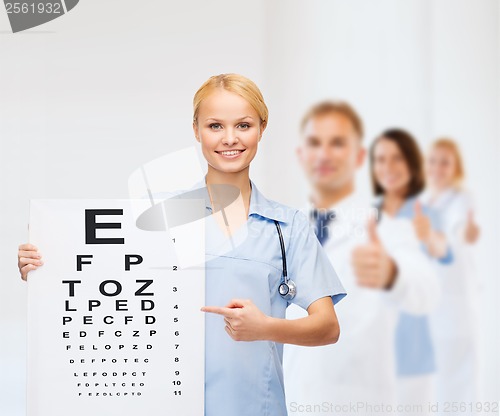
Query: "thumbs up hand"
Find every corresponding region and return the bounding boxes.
[352,217,398,289]
[412,201,432,242]
[464,210,480,244]
[412,200,449,258]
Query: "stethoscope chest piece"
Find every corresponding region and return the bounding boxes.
[279,279,297,301]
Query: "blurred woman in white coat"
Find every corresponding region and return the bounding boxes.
[369,129,452,416]
[421,138,481,409]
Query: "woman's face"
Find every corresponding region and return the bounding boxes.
[426,146,457,190]
[193,88,264,175]
[372,138,411,196]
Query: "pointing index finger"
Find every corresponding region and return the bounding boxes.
[201,306,237,318]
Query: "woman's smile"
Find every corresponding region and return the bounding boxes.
[215,149,246,159]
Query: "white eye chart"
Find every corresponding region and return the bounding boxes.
[27,199,205,416]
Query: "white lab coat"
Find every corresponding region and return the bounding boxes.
[421,188,480,406]
[283,194,440,415]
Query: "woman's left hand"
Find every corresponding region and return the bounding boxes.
[201,299,270,341]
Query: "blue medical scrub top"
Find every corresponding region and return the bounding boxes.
[174,178,346,415]
[394,196,453,377]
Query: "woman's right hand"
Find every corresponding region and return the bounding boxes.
[18,243,43,281]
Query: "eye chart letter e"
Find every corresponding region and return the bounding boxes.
[27,199,205,416]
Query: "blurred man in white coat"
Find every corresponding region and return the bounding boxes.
[284,102,440,415]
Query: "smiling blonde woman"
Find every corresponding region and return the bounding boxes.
[18,73,346,416]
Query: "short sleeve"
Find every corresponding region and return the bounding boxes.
[286,210,346,310]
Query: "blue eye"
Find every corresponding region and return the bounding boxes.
[209,123,222,130]
[238,123,250,129]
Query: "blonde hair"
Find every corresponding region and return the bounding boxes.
[193,73,268,127]
[430,138,465,187]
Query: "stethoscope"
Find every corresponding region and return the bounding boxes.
[273,220,296,301]
[207,183,296,301]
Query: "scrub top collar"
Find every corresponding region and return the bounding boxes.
[397,195,419,217]
[191,175,291,224]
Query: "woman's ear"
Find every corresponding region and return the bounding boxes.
[258,121,267,141]
[193,121,200,142]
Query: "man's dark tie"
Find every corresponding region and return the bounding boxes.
[311,209,336,246]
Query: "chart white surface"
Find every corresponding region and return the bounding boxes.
[27,199,205,416]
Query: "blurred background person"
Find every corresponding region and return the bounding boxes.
[283,102,439,415]
[421,138,481,410]
[369,129,453,415]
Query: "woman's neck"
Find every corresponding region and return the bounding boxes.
[382,191,406,216]
[428,184,454,202]
[205,165,252,216]
[206,165,250,187]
